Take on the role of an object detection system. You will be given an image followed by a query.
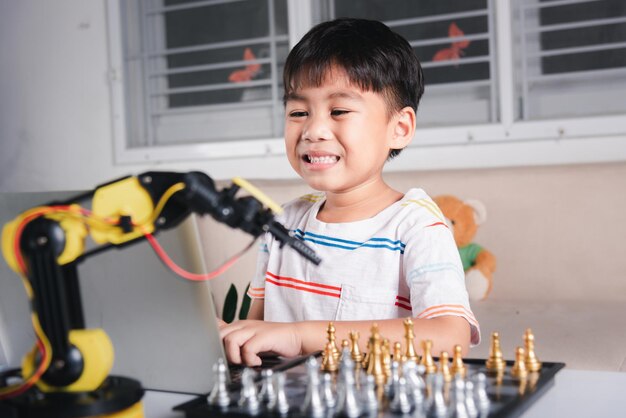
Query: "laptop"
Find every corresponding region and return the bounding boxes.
[0,191,228,395]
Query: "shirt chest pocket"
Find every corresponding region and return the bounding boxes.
[335,284,401,321]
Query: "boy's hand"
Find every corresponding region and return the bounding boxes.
[220,320,302,366]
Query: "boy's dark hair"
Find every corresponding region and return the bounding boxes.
[283,18,424,159]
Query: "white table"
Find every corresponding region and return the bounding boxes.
[144,369,626,418]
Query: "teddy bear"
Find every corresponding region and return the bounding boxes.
[433,195,496,300]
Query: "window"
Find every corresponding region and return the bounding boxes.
[107,0,626,171]
[516,0,626,120]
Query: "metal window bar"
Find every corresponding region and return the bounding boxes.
[153,99,277,117]
[520,0,604,11]
[147,35,289,58]
[146,0,248,15]
[149,57,273,77]
[140,0,157,147]
[409,33,490,49]
[519,0,530,120]
[152,79,272,96]
[385,9,489,29]
[487,0,497,122]
[527,66,626,83]
[528,40,626,58]
[525,15,626,34]
[267,0,282,136]
[421,56,491,69]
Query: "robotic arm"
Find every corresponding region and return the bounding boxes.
[0,171,320,417]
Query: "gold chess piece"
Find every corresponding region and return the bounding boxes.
[511,347,528,379]
[403,318,419,362]
[393,341,403,363]
[382,338,392,378]
[326,322,340,361]
[524,328,542,372]
[321,339,339,372]
[485,332,506,372]
[419,339,437,374]
[439,351,452,382]
[450,344,467,378]
[365,323,386,386]
[349,331,364,364]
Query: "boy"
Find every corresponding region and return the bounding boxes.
[220,18,479,366]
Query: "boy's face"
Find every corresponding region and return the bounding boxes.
[284,67,399,194]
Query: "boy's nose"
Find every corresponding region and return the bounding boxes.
[302,115,332,142]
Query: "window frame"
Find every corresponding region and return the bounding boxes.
[106,0,626,175]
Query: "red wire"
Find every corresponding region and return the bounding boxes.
[145,232,254,281]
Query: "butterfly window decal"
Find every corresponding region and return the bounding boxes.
[228,47,262,83]
[432,22,470,66]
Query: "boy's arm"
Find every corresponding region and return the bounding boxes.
[220,315,470,366]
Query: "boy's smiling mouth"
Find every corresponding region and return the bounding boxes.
[303,154,339,164]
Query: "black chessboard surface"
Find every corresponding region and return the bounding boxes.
[174,355,564,418]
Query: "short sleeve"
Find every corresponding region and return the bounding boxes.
[247,233,271,299]
[403,222,481,345]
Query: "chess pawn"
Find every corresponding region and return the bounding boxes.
[302,357,325,418]
[403,317,420,362]
[439,351,452,382]
[403,360,426,408]
[450,376,469,418]
[464,380,479,418]
[385,360,401,398]
[474,373,491,413]
[326,322,340,361]
[335,353,361,418]
[321,372,336,409]
[238,368,260,414]
[511,347,529,379]
[485,332,506,372]
[450,344,467,378]
[420,339,437,374]
[524,328,542,372]
[390,376,412,414]
[393,341,403,363]
[364,374,379,414]
[348,330,364,364]
[207,358,231,408]
[428,372,448,418]
[268,372,290,415]
[258,369,277,407]
[365,323,386,386]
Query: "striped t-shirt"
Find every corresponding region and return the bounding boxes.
[248,188,480,345]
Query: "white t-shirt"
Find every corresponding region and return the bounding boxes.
[248,189,480,345]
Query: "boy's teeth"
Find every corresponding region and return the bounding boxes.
[308,155,338,164]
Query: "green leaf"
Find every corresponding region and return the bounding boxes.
[222,284,238,324]
[239,283,252,320]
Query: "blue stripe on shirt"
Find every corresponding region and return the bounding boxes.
[294,229,405,253]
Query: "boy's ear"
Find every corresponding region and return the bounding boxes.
[389,106,416,149]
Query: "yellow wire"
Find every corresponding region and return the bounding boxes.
[148,182,186,226]
[232,177,283,215]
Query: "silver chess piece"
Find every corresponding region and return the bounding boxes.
[335,351,361,418]
[464,380,479,418]
[403,360,426,409]
[268,371,290,415]
[474,373,491,414]
[450,376,469,418]
[386,360,401,398]
[207,358,231,408]
[321,371,337,408]
[364,374,379,414]
[238,368,260,414]
[258,369,277,407]
[301,356,325,418]
[390,376,412,414]
[428,373,448,418]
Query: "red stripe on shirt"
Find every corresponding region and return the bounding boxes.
[396,295,411,304]
[425,221,448,229]
[266,271,341,291]
[395,302,412,311]
[265,277,341,298]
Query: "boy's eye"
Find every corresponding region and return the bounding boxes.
[289,111,308,118]
[331,109,349,116]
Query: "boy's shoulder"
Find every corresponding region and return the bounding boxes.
[394,188,447,228]
[278,192,325,220]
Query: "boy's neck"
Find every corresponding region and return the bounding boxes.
[316,180,403,223]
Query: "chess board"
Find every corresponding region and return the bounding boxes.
[174,355,565,418]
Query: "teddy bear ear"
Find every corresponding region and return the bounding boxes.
[463,199,487,225]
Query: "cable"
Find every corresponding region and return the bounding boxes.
[145,232,256,281]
